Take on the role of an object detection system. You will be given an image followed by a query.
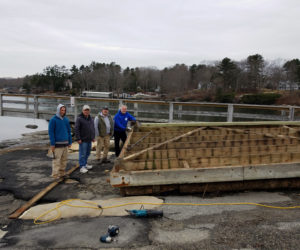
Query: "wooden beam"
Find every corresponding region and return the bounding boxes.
[123,127,206,162]
[131,144,300,161]
[9,164,79,219]
[118,129,134,158]
[110,162,300,187]
[127,131,152,151]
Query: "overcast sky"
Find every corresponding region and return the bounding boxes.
[0,0,299,77]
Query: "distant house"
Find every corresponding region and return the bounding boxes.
[81,91,113,98]
[131,92,159,99]
[278,81,299,91]
[198,81,213,90]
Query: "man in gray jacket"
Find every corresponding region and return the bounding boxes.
[94,106,114,163]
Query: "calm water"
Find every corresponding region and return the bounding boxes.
[0,116,49,142]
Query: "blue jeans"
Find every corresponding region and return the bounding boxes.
[79,142,91,168]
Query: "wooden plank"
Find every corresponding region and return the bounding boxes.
[118,129,134,158]
[129,137,299,151]
[122,127,207,162]
[9,164,79,219]
[130,133,275,144]
[127,131,152,151]
[122,150,300,170]
[110,162,300,187]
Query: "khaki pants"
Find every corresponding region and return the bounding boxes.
[96,135,110,160]
[52,147,68,178]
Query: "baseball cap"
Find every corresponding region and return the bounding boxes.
[82,105,91,111]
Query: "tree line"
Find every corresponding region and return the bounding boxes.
[22,54,300,99]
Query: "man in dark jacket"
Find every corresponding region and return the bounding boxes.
[114,105,136,157]
[48,104,72,180]
[75,105,95,173]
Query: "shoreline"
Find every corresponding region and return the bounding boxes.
[0,130,49,150]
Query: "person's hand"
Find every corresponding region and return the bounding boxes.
[78,140,82,144]
[50,146,55,152]
[68,144,72,148]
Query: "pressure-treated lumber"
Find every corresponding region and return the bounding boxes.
[118,129,134,158]
[111,122,300,194]
[122,126,206,162]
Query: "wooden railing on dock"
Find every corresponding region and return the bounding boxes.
[0,93,299,122]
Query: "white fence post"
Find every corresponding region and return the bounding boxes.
[25,96,29,112]
[34,95,39,119]
[227,104,234,122]
[71,96,77,120]
[119,100,123,109]
[134,102,138,117]
[0,93,3,116]
[169,102,174,123]
[178,105,182,119]
[289,106,295,121]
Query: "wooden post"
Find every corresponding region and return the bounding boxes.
[134,102,138,117]
[34,95,39,119]
[227,104,233,122]
[0,93,2,116]
[289,106,295,121]
[169,102,173,123]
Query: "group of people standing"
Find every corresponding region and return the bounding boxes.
[48,103,136,180]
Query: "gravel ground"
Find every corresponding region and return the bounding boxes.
[0,135,300,249]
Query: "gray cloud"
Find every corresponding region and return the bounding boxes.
[0,0,299,77]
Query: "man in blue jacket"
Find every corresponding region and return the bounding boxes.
[48,104,72,180]
[114,105,136,157]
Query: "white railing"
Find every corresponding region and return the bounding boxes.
[0,93,299,122]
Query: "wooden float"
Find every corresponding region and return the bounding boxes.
[110,121,300,195]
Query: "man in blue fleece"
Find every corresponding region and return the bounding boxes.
[114,105,136,157]
[48,104,72,180]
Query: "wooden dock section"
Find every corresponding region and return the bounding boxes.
[110,121,300,195]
